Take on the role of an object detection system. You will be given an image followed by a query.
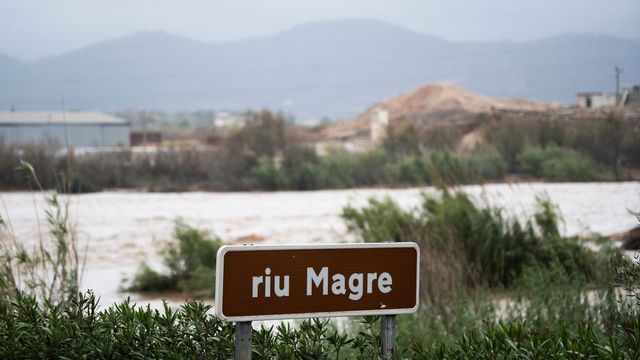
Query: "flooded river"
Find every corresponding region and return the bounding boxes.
[1,182,639,307]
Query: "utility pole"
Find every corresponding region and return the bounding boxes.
[615,66,623,106]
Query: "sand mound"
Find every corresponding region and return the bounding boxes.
[323,83,556,138]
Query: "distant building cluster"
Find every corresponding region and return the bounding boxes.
[3,83,639,156]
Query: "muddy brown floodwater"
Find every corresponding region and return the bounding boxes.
[1,182,639,308]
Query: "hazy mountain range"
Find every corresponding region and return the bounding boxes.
[1,19,638,121]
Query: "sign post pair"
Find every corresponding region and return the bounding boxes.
[215,242,420,359]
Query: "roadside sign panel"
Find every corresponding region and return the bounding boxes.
[215,243,419,321]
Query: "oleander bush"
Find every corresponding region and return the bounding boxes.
[0,292,236,359]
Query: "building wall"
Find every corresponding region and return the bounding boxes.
[370,108,389,143]
[130,131,162,146]
[0,124,129,148]
[625,86,640,103]
[577,93,617,109]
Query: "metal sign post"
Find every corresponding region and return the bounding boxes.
[380,315,396,358]
[235,322,252,360]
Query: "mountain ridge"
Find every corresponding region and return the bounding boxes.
[5,19,639,63]
[1,18,638,120]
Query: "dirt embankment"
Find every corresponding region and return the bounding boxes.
[321,83,558,139]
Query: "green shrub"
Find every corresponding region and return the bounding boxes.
[127,263,178,292]
[1,287,638,359]
[250,154,358,191]
[396,295,495,350]
[0,292,236,359]
[484,119,526,171]
[249,162,288,190]
[128,222,222,297]
[318,154,355,188]
[385,150,505,185]
[351,150,389,186]
[287,162,326,190]
[471,148,507,180]
[342,197,425,244]
[427,151,476,185]
[519,146,599,181]
[541,154,598,181]
[411,319,639,359]
[386,156,431,185]
[518,146,549,177]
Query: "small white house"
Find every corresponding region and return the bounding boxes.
[576,92,617,109]
[0,111,130,149]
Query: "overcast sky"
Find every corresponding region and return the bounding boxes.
[1,0,639,60]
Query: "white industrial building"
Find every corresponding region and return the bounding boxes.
[0,111,130,149]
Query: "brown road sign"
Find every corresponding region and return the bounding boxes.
[215,243,419,321]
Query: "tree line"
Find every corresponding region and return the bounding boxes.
[0,110,638,192]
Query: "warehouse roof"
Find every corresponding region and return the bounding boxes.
[0,111,128,125]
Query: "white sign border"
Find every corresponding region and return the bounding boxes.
[215,242,420,322]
